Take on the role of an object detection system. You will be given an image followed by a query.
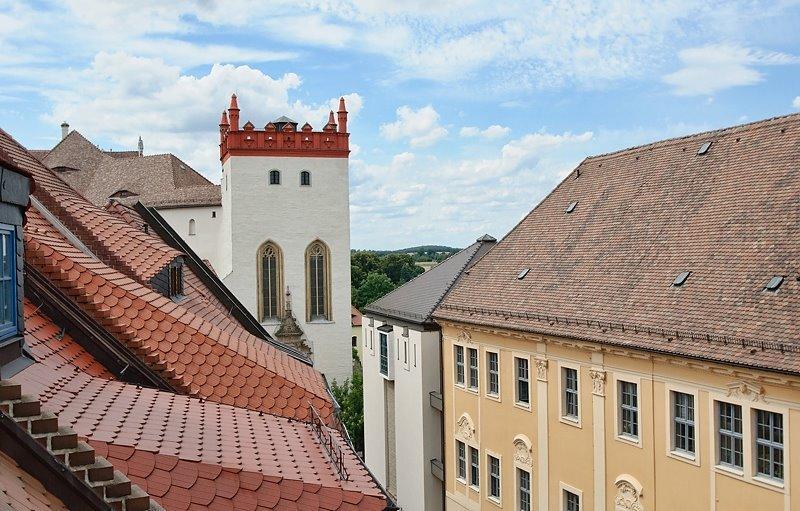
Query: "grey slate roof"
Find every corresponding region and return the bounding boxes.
[38,131,221,208]
[363,235,496,325]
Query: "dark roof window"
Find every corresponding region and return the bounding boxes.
[517,268,530,280]
[697,142,712,155]
[565,201,578,214]
[672,271,691,287]
[377,324,393,333]
[765,276,784,292]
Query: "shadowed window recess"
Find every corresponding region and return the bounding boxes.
[306,241,331,321]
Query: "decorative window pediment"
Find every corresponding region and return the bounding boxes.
[455,413,476,444]
[512,434,533,468]
[614,474,644,511]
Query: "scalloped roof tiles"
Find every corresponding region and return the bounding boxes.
[0,450,69,511]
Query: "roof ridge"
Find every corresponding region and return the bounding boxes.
[586,111,800,161]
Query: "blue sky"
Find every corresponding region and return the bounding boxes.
[1,1,799,249]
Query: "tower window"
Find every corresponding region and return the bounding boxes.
[211,211,216,218]
[0,225,18,341]
[306,241,331,321]
[269,169,281,185]
[258,242,283,321]
[188,219,196,236]
[300,170,311,186]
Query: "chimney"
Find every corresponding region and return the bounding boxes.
[60,122,69,140]
[137,136,144,156]
[228,94,240,131]
[337,97,347,134]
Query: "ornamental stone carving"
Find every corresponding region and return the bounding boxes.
[614,475,644,511]
[725,380,766,402]
[590,368,606,397]
[512,435,533,468]
[457,329,473,344]
[534,357,548,382]
[456,413,476,443]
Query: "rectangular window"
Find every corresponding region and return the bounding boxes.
[456,441,467,481]
[168,263,183,299]
[379,333,389,376]
[515,357,530,405]
[619,380,639,439]
[454,345,465,385]
[564,490,580,511]
[755,409,784,481]
[488,454,501,500]
[518,468,531,511]
[487,351,499,396]
[672,391,695,454]
[468,348,479,390]
[0,226,17,341]
[562,367,579,419]
[717,401,743,469]
[469,446,480,489]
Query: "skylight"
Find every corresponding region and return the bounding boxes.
[765,276,784,292]
[565,202,577,214]
[673,271,691,287]
[517,268,530,280]
[697,142,712,155]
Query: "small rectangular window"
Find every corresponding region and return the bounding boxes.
[454,345,465,385]
[468,348,479,390]
[456,441,467,481]
[564,490,580,511]
[563,367,579,419]
[487,351,499,396]
[0,226,17,341]
[379,333,389,376]
[755,409,783,481]
[619,381,639,439]
[515,357,530,405]
[672,391,695,454]
[469,446,480,489]
[168,263,183,299]
[488,454,501,500]
[518,468,531,511]
[717,401,743,469]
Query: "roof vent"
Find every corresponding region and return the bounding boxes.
[565,201,577,214]
[672,271,691,287]
[764,276,784,292]
[697,141,712,155]
[517,268,530,280]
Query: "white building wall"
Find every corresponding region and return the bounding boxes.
[157,205,222,270]
[220,155,352,384]
[362,317,444,511]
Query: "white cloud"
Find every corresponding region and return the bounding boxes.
[460,125,510,139]
[663,44,800,96]
[380,105,448,147]
[793,96,800,109]
[42,53,362,175]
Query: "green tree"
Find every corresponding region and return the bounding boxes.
[353,272,395,309]
[380,253,424,285]
[330,351,364,453]
[350,250,382,289]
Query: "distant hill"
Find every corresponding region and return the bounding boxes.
[373,244,461,256]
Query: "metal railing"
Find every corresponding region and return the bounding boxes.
[309,403,349,481]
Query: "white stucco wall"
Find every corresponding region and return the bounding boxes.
[362,317,444,511]
[220,155,352,384]
[157,205,222,271]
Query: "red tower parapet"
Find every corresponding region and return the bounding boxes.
[219,94,349,162]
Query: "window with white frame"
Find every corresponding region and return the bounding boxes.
[562,367,579,420]
[0,225,18,341]
[515,357,530,405]
[379,333,389,376]
[454,345,465,385]
[717,401,743,469]
[468,348,479,390]
[672,391,695,455]
[564,489,580,511]
[518,468,531,511]
[618,380,639,440]
[755,409,784,481]
[488,454,501,501]
[469,446,480,489]
[456,440,467,481]
[487,351,499,396]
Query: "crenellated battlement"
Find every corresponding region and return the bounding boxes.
[219,94,349,161]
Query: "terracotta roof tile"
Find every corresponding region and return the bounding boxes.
[436,113,800,374]
[0,450,69,511]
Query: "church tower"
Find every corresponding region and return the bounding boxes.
[217,94,352,383]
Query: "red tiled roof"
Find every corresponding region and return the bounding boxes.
[436,114,800,374]
[0,450,69,511]
[351,307,362,327]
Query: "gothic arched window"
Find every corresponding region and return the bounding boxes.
[306,240,330,321]
[300,170,311,186]
[258,241,283,321]
[269,169,281,185]
[188,219,196,236]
